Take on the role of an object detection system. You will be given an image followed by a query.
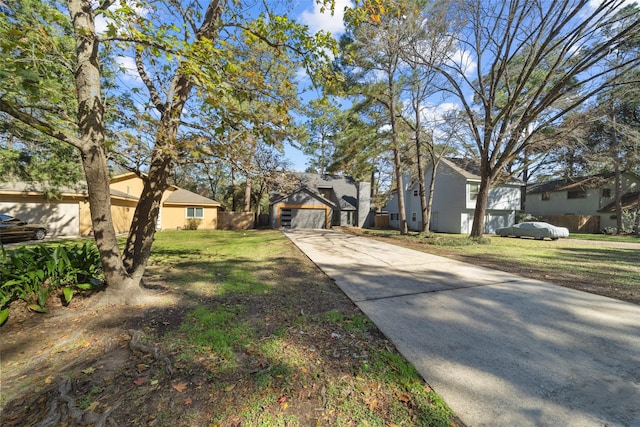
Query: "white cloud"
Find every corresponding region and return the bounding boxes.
[299,0,353,35]
[93,0,149,35]
[420,102,460,125]
[115,55,141,82]
[448,49,477,77]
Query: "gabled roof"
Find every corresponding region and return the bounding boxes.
[598,191,640,212]
[528,172,616,194]
[444,158,523,184]
[163,188,221,206]
[269,186,337,208]
[272,173,360,210]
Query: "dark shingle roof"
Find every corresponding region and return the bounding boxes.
[598,191,640,212]
[528,173,615,194]
[296,173,359,210]
[443,158,523,184]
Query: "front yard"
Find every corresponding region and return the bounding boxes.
[1,230,460,427]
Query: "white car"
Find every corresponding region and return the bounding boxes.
[495,221,569,240]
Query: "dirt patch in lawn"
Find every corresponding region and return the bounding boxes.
[0,234,461,427]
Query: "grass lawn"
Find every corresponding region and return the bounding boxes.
[346,229,640,304]
[0,230,461,427]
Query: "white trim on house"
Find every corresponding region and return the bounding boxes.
[383,158,521,234]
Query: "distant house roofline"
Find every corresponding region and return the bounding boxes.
[527,171,640,194]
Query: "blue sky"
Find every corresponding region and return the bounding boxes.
[284,0,353,171]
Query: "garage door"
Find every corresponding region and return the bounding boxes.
[0,202,80,237]
[281,208,326,229]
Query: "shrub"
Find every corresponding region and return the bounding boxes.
[0,241,104,326]
[184,218,202,230]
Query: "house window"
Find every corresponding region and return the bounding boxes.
[186,207,204,219]
[411,212,417,222]
[567,189,586,199]
[601,188,611,198]
[469,183,480,200]
[541,192,551,201]
[346,211,355,226]
[413,189,418,197]
[390,213,399,221]
[319,188,332,200]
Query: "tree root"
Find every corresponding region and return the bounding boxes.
[34,378,121,427]
[128,330,174,375]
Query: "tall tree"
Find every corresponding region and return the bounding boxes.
[0,0,335,303]
[400,1,459,232]
[301,98,342,175]
[409,0,640,237]
[341,0,415,234]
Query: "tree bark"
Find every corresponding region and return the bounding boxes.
[424,156,440,233]
[69,0,142,302]
[122,1,222,284]
[470,157,492,238]
[393,147,408,235]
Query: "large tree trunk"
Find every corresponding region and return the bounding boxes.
[470,179,491,238]
[470,157,492,238]
[424,156,440,233]
[393,147,408,235]
[121,0,223,286]
[69,0,141,303]
[414,111,428,232]
[244,175,252,212]
[614,162,623,233]
[123,96,191,284]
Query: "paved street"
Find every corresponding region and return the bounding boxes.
[285,229,640,427]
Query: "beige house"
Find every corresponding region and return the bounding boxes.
[0,181,137,237]
[109,173,222,231]
[0,174,221,237]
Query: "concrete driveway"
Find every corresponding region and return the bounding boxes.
[285,229,640,427]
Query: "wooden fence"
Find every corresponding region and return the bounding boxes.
[218,212,255,230]
[541,215,600,233]
[374,213,389,229]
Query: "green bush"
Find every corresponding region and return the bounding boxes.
[0,241,104,326]
[184,218,202,230]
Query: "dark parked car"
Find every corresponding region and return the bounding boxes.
[495,221,569,240]
[0,214,48,243]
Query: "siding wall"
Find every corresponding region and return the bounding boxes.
[161,205,218,230]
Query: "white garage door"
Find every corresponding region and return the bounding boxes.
[0,202,80,237]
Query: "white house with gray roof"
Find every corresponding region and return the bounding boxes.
[384,158,522,233]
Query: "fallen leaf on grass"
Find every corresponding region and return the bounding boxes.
[277,396,287,403]
[133,377,145,386]
[173,382,188,392]
[396,390,411,403]
[280,401,289,411]
[184,397,193,405]
[82,367,96,375]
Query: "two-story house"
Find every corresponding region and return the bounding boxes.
[269,173,372,229]
[384,158,522,233]
[526,171,640,232]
